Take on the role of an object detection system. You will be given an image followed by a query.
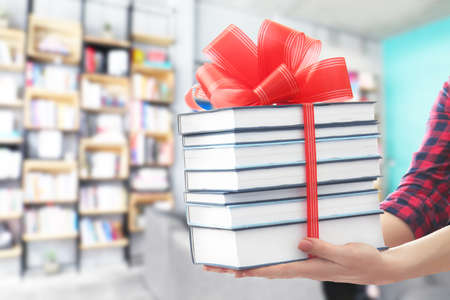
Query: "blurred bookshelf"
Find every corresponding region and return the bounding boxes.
[0,19,24,278]
[0,0,176,277]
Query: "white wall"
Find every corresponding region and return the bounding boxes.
[195,2,382,75]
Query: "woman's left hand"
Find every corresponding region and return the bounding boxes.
[204,238,398,285]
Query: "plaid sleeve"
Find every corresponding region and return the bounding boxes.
[380,80,450,239]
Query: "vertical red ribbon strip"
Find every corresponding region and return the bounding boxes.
[303,103,319,240]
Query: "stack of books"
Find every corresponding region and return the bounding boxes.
[178,102,385,269]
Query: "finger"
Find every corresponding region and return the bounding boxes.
[203,265,235,274]
[237,258,342,280]
[298,238,349,264]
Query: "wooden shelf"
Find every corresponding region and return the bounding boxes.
[24,125,79,132]
[0,137,23,145]
[132,64,173,76]
[82,73,129,85]
[0,212,22,221]
[84,35,130,48]
[134,131,172,141]
[23,199,77,205]
[23,160,77,173]
[81,106,127,114]
[79,238,129,250]
[130,192,172,205]
[27,15,82,65]
[131,33,175,47]
[25,88,78,102]
[79,208,127,216]
[129,226,144,233]
[0,64,24,72]
[23,232,78,242]
[0,100,23,108]
[0,245,22,259]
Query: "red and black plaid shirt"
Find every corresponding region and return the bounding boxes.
[380,80,450,239]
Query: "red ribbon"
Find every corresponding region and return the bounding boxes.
[185,20,353,240]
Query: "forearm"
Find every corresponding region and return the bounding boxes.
[383,225,450,283]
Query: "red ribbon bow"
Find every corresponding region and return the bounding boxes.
[186,19,353,241]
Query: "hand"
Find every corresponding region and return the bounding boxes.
[204,238,399,285]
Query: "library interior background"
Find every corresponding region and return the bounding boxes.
[0,0,448,299]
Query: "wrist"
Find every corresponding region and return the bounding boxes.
[378,248,409,284]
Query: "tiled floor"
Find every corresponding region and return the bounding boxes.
[0,267,155,300]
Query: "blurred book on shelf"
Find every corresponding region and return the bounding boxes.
[81,113,125,141]
[26,131,77,160]
[0,110,21,139]
[0,188,22,215]
[132,47,172,69]
[0,77,19,103]
[130,132,173,166]
[0,39,24,67]
[81,151,121,179]
[25,62,78,91]
[0,222,18,250]
[84,46,129,76]
[29,99,77,130]
[349,70,378,101]
[0,148,21,180]
[130,167,169,191]
[37,34,71,56]
[130,102,171,133]
[25,207,77,235]
[132,73,172,102]
[81,78,127,110]
[24,171,77,201]
[80,218,124,245]
[80,183,126,211]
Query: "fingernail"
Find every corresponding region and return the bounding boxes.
[298,239,313,252]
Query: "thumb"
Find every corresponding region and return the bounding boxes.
[298,238,348,263]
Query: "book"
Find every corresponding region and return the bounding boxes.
[190,212,385,269]
[80,183,126,211]
[185,177,377,205]
[178,102,375,135]
[130,132,173,166]
[80,218,124,245]
[24,171,77,201]
[187,190,380,229]
[185,156,380,191]
[129,101,172,133]
[29,99,76,130]
[24,207,77,235]
[184,135,378,170]
[0,148,21,179]
[82,78,127,110]
[0,188,22,215]
[131,167,169,191]
[83,151,121,178]
[182,121,378,146]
